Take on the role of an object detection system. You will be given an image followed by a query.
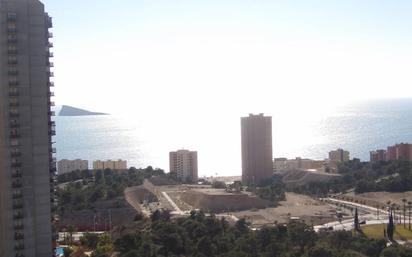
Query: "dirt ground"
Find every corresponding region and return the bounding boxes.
[230,192,337,227]
[343,191,412,209]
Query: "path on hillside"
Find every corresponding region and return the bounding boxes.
[124,186,151,217]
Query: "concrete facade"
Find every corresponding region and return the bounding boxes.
[169,150,198,183]
[58,159,88,174]
[0,1,56,256]
[92,159,127,170]
[241,114,273,186]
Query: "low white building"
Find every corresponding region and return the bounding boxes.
[58,159,89,174]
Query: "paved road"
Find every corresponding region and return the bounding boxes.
[315,198,392,232]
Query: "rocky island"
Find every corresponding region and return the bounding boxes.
[58,105,108,116]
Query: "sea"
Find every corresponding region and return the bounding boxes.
[54,99,412,177]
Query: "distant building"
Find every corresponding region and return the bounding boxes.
[370,144,412,162]
[93,159,127,170]
[58,159,89,174]
[169,149,198,183]
[370,149,387,162]
[241,113,273,186]
[274,157,325,172]
[394,143,412,161]
[384,143,412,161]
[387,145,397,161]
[328,149,350,163]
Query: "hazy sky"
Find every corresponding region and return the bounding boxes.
[44,0,412,116]
[42,0,412,175]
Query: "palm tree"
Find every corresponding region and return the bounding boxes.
[408,201,412,230]
[67,224,76,246]
[391,203,397,223]
[376,204,380,220]
[396,206,401,224]
[387,210,394,241]
[403,199,407,227]
[354,208,360,232]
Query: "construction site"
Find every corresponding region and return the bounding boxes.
[124,176,341,228]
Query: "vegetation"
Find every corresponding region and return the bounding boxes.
[293,160,412,196]
[82,210,412,257]
[362,224,412,241]
[254,176,286,203]
[211,181,226,189]
[57,166,165,210]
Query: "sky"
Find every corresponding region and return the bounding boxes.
[42,0,412,118]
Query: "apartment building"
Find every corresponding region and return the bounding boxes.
[0,1,56,256]
[93,159,128,170]
[57,159,89,174]
[169,150,198,183]
[241,114,273,185]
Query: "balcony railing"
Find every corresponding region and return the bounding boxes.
[10,134,20,139]
[14,244,25,250]
[48,111,55,116]
[48,52,54,58]
[8,58,18,65]
[48,71,54,77]
[10,123,20,129]
[13,213,24,221]
[12,171,22,178]
[9,102,20,107]
[13,193,23,199]
[48,81,55,87]
[14,223,24,230]
[48,32,53,38]
[14,232,24,240]
[9,81,18,86]
[7,27,17,33]
[7,13,17,21]
[8,70,18,76]
[12,180,22,188]
[9,112,20,118]
[13,202,23,209]
[8,37,17,44]
[49,129,56,136]
[48,91,55,97]
[8,49,18,54]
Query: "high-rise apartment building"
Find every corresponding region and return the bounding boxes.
[370,143,412,162]
[385,143,412,161]
[0,1,56,256]
[241,114,273,186]
[169,150,198,183]
[370,149,387,162]
[328,148,350,163]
